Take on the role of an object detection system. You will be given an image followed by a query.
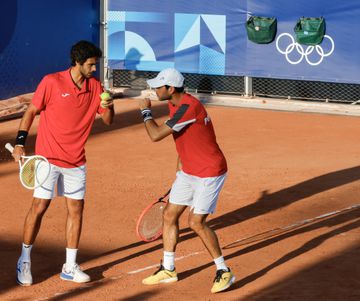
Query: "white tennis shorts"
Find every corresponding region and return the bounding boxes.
[33,163,87,200]
[169,170,227,214]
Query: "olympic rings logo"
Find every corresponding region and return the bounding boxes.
[276,33,335,66]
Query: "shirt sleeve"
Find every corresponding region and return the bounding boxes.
[31,77,51,111]
[165,104,197,132]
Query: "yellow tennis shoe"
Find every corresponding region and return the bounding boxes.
[142,264,178,285]
[211,268,235,293]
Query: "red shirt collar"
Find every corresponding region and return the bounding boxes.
[64,67,89,94]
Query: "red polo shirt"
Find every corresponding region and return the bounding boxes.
[32,68,105,167]
[166,93,227,177]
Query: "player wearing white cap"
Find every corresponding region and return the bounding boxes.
[138,68,235,293]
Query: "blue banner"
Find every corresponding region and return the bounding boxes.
[0,0,99,100]
[108,0,360,84]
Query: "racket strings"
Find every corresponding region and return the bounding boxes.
[20,157,49,188]
[138,202,166,240]
[21,158,37,187]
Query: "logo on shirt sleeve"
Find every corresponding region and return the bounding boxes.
[61,93,70,98]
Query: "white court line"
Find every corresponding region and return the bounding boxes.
[127,251,203,275]
[223,204,360,249]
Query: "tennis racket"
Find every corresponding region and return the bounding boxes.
[136,189,171,242]
[5,143,51,190]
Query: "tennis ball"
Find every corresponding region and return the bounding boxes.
[100,91,111,101]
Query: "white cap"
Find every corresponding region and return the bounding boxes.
[147,68,184,88]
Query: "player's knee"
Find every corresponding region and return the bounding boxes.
[31,199,50,216]
[67,201,84,217]
[188,217,205,233]
[163,207,177,225]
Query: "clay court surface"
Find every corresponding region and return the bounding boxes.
[0,98,359,300]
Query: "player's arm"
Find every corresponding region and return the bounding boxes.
[13,103,40,161]
[143,119,173,142]
[100,104,114,125]
[139,98,173,142]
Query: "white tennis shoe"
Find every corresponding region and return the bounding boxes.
[60,264,90,283]
[16,258,33,286]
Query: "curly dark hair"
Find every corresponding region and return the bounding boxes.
[70,40,102,66]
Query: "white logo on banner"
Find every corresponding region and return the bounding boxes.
[276,33,335,66]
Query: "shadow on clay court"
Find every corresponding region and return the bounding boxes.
[204,165,360,232]
[77,167,360,282]
[178,207,360,281]
[230,220,360,293]
[245,242,360,300]
[39,281,160,301]
[84,245,164,282]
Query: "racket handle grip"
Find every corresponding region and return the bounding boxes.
[5,143,14,153]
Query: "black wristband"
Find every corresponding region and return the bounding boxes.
[15,130,28,146]
[141,109,153,122]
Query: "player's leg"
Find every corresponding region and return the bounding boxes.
[189,172,235,293]
[17,198,51,286]
[17,164,59,286]
[163,202,187,253]
[65,197,84,249]
[188,212,222,258]
[142,171,192,285]
[59,165,90,283]
[142,203,186,285]
[23,198,52,245]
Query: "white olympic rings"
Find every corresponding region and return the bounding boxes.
[276,33,335,66]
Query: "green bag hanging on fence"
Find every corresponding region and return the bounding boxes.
[294,17,325,45]
[246,16,277,44]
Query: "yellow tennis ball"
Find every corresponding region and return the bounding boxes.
[100,91,111,101]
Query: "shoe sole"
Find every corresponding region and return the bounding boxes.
[159,277,178,284]
[211,275,236,293]
[60,274,90,283]
[16,277,32,286]
[143,277,178,285]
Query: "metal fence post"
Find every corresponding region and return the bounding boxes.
[100,0,110,90]
[244,76,253,97]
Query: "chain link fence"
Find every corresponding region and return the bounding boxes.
[253,78,360,104]
[113,70,360,104]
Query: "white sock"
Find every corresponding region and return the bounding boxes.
[65,248,78,270]
[214,256,228,271]
[21,243,32,262]
[163,251,175,271]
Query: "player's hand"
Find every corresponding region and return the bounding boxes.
[100,91,114,108]
[139,98,151,110]
[13,145,25,162]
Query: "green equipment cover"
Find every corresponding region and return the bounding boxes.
[294,17,325,45]
[246,16,277,44]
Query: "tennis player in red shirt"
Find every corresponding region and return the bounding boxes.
[11,41,114,286]
[138,68,235,293]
